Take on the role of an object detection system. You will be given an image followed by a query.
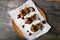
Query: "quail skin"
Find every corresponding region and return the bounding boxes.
[25,14,36,24]
[31,23,42,32]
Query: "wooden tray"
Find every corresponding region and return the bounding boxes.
[11,7,46,39]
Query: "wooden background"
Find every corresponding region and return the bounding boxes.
[0,0,60,40]
[45,0,60,2]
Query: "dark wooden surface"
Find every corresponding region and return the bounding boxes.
[45,0,60,2]
[0,0,60,40]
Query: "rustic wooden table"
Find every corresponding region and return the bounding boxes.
[0,0,60,40]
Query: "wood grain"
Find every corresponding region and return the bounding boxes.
[45,0,60,2]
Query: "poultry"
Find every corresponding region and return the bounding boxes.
[25,14,36,24]
[31,23,42,32]
[20,7,30,16]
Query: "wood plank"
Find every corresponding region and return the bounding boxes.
[45,0,60,2]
